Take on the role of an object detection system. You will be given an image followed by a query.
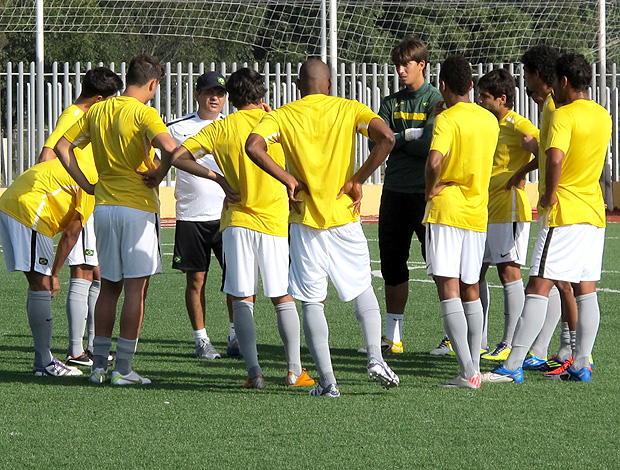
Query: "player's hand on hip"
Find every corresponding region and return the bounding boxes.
[136,168,163,188]
[426,182,451,201]
[506,171,526,190]
[337,181,363,215]
[287,179,308,214]
[539,192,558,208]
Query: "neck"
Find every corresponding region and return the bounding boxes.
[445,94,470,108]
[122,85,152,104]
[196,107,219,120]
[238,103,264,111]
[406,78,425,92]
[496,107,510,120]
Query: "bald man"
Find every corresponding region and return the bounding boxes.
[246,59,399,397]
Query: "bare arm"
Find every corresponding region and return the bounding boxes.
[55,137,95,195]
[505,134,540,190]
[50,214,83,298]
[424,149,446,201]
[137,132,178,187]
[337,117,395,215]
[38,147,57,163]
[540,147,564,208]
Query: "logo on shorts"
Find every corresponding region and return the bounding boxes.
[39,257,48,265]
[85,249,94,257]
[174,256,182,264]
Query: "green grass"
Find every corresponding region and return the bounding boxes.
[0,223,619,469]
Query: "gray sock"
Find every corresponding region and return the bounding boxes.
[505,294,549,370]
[556,322,572,363]
[302,302,336,387]
[502,279,525,346]
[275,301,302,376]
[87,280,100,351]
[66,278,91,357]
[27,289,54,368]
[353,286,383,361]
[530,285,561,359]
[574,292,600,370]
[114,336,138,375]
[479,280,489,350]
[441,298,475,379]
[463,299,483,372]
[233,300,262,378]
[92,335,112,370]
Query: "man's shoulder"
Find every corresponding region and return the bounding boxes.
[167,112,199,128]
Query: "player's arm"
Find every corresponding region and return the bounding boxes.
[540,147,563,208]
[424,149,447,201]
[245,133,307,207]
[337,117,395,215]
[393,97,444,155]
[55,137,95,195]
[49,213,83,298]
[38,147,57,163]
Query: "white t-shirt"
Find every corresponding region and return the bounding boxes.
[168,112,225,221]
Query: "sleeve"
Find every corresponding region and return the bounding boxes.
[63,116,91,150]
[354,103,381,138]
[547,110,572,154]
[429,113,453,157]
[44,109,80,149]
[251,111,282,144]
[515,116,540,141]
[182,123,217,159]
[143,107,169,142]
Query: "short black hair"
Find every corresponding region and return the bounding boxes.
[81,67,123,99]
[439,55,472,96]
[391,36,428,66]
[555,53,592,93]
[521,45,559,87]
[478,68,516,109]
[126,54,164,87]
[226,68,266,109]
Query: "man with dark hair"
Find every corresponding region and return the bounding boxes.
[371,37,443,356]
[36,67,123,368]
[55,54,182,385]
[423,55,499,389]
[167,67,314,390]
[166,71,237,360]
[476,68,539,362]
[246,59,399,397]
[483,53,611,383]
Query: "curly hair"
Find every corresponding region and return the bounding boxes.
[521,45,559,87]
[439,55,472,96]
[555,53,591,92]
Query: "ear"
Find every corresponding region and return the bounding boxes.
[418,60,426,71]
[560,76,569,89]
[148,78,158,93]
[94,94,104,103]
[499,94,507,106]
[468,81,474,92]
[439,80,446,92]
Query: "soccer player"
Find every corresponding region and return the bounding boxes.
[375,37,443,355]
[55,54,183,385]
[483,53,611,383]
[166,71,237,360]
[423,55,499,389]
[512,45,578,375]
[167,68,314,390]
[37,67,123,367]
[246,59,399,397]
[476,68,539,362]
[0,158,98,377]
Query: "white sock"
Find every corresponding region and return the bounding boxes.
[569,330,577,357]
[385,313,403,344]
[193,328,208,345]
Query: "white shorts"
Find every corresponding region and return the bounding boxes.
[66,215,98,267]
[222,226,289,298]
[425,223,486,285]
[483,221,530,266]
[529,223,605,283]
[94,205,161,282]
[0,211,54,275]
[288,222,372,303]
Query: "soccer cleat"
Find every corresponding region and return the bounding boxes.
[439,372,481,389]
[481,365,524,383]
[242,375,265,390]
[65,351,94,367]
[89,367,108,384]
[195,338,221,360]
[523,353,550,371]
[481,342,511,361]
[480,347,489,356]
[226,336,242,358]
[309,383,340,398]
[111,370,152,386]
[285,369,316,387]
[367,357,400,389]
[430,336,453,356]
[33,357,83,377]
[543,356,573,380]
[381,336,404,354]
[568,365,592,382]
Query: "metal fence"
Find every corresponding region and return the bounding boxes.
[1,60,618,195]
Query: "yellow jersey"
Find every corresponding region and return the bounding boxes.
[423,102,499,232]
[0,159,98,238]
[541,99,611,228]
[252,94,379,229]
[488,110,539,223]
[64,96,169,213]
[182,109,288,237]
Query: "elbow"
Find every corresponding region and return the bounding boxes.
[245,135,261,163]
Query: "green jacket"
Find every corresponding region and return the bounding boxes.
[379,82,443,193]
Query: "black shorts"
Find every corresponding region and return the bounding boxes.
[378,189,426,286]
[172,220,224,275]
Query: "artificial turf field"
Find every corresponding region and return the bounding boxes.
[0,222,618,469]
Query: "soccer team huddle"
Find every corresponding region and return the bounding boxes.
[0,37,609,394]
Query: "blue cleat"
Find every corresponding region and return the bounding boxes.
[568,366,592,382]
[481,365,524,383]
[522,354,548,371]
